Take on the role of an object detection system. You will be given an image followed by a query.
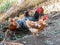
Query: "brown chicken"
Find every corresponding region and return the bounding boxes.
[26,15,47,36]
[9,18,17,31]
[1,18,17,43]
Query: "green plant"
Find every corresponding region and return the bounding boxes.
[5,1,11,9]
[0,0,11,13]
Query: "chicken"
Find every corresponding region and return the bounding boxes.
[9,19,17,31]
[1,18,17,44]
[26,15,47,36]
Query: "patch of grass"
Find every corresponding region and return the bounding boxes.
[0,0,17,13]
[0,1,11,13]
